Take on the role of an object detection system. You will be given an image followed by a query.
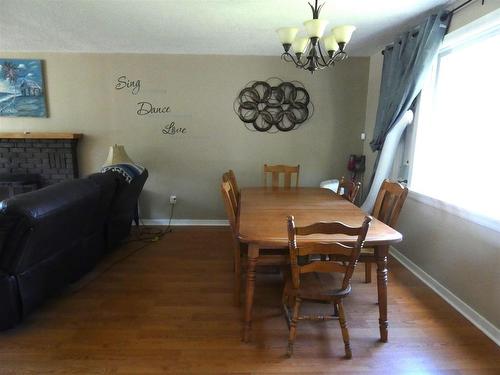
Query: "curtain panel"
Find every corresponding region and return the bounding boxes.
[369,10,451,152]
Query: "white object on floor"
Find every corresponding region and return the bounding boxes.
[361,110,414,213]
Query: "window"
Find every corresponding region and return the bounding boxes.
[409,11,500,227]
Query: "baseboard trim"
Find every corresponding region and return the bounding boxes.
[390,246,500,346]
[141,219,229,226]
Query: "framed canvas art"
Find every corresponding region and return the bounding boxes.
[0,59,47,117]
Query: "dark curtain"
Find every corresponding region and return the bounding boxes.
[369,10,451,152]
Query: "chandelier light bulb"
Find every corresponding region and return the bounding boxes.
[303,19,329,38]
[277,27,299,44]
[323,34,339,52]
[292,37,310,55]
[332,25,357,44]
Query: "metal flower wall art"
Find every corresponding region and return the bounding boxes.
[234,78,313,133]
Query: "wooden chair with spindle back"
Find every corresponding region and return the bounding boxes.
[223,169,240,202]
[337,176,362,204]
[283,215,372,358]
[220,180,240,295]
[361,179,408,283]
[221,174,288,306]
[263,164,300,188]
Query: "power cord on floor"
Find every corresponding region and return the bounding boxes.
[127,202,176,243]
[165,202,175,233]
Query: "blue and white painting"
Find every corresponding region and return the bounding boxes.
[0,59,47,117]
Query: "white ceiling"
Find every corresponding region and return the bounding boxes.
[0,0,454,56]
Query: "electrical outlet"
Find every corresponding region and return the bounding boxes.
[169,195,177,205]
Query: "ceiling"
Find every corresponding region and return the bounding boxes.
[0,0,454,57]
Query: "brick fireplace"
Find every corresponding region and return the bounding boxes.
[0,132,82,199]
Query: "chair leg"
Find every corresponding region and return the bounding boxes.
[365,261,372,283]
[337,301,352,359]
[287,297,301,358]
[281,269,292,308]
[233,247,241,306]
[282,283,288,307]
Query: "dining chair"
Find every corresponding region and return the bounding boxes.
[222,169,240,202]
[283,215,372,358]
[220,179,288,306]
[337,176,362,204]
[263,164,300,188]
[361,179,408,283]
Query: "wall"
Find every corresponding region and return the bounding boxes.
[362,1,500,332]
[0,53,369,220]
[361,51,384,190]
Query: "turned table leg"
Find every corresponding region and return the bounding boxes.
[375,245,389,342]
[243,243,259,342]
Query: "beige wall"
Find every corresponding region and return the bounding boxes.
[0,53,369,220]
[362,2,500,329]
[361,51,384,190]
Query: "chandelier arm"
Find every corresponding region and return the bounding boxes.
[333,50,349,62]
[313,57,332,70]
[281,52,309,69]
[281,52,297,64]
[313,55,327,69]
[297,59,310,69]
[316,59,333,69]
[308,63,330,71]
[295,54,310,69]
[316,42,334,67]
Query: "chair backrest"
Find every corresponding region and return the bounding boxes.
[222,170,239,201]
[372,179,408,228]
[287,215,372,291]
[221,180,238,230]
[264,164,300,188]
[336,176,362,203]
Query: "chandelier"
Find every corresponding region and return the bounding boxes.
[276,0,356,73]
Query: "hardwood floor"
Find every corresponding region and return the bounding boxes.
[0,227,498,374]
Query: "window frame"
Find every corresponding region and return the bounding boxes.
[406,9,500,233]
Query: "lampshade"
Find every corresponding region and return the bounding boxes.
[332,25,356,44]
[303,19,328,38]
[323,34,339,52]
[292,37,309,54]
[102,144,136,167]
[277,27,299,44]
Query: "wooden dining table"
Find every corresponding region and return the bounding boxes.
[237,187,403,343]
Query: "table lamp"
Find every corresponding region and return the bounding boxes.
[101,144,145,183]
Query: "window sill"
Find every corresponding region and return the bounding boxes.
[407,190,500,233]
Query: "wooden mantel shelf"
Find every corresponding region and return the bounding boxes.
[0,132,83,140]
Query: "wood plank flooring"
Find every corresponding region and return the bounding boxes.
[0,227,498,374]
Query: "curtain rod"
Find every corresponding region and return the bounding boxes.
[449,0,485,15]
[381,0,486,54]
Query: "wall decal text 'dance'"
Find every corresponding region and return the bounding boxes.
[234,79,313,133]
[114,75,187,136]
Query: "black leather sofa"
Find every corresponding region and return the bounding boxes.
[0,170,148,330]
